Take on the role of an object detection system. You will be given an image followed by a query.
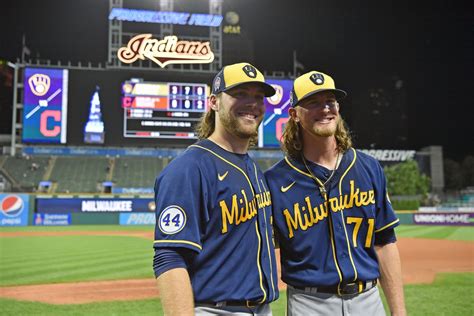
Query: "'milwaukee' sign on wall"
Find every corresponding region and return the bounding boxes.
[117,34,215,68]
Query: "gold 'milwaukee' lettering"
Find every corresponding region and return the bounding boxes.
[283,181,376,238]
[220,190,272,234]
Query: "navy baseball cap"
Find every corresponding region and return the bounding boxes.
[290,71,347,107]
[212,62,276,97]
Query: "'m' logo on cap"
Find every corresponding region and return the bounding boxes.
[310,73,324,85]
[242,65,257,78]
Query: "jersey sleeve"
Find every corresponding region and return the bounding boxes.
[153,158,209,253]
[373,161,400,234]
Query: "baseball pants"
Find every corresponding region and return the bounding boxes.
[195,303,272,315]
[287,285,385,316]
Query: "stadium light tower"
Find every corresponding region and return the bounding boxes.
[8,61,19,156]
[107,0,222,71]
[209,0,222,71]
[160,0,173,38]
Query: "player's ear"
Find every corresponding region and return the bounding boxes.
[289,107,299,122]
[209,94,219,111]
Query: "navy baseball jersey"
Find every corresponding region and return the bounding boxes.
[264,148,399,288]
[154,139,278,304]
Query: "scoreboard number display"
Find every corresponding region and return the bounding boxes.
[121,79,208,139]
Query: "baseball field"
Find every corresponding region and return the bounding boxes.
[0,224,473,315]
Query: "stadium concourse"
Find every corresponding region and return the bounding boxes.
[0,153,279,193]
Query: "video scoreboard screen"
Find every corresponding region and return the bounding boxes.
[122,79,208,139]
[22,67,69,144]
[259,79,292,147]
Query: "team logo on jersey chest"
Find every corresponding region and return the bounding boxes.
[219,189,272,233]
[283,180,375,238]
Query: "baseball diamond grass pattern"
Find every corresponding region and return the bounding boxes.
[0,224,473,315]
[0,235,153,286]
[0,274,473,315]
[395,225,474,241]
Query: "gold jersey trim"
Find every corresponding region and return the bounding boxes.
[190,144,256,195]
[190,143,267,302]
[375,218,400,233]
[256,168,276,299]
[154,239,202,250]
[337,148,359,282]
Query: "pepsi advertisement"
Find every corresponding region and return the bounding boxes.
[0,194,30,226]
[36,197,155,213]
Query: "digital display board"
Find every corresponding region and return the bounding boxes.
[122,79,208,139]
[22,68,68,143]
[84,88,105,144]
[258,79,292,147]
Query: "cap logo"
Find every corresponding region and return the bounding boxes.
[310,73,324,85]
[242,65,257,78]
[214,76,221,92]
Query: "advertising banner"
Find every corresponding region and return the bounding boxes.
[0,194,29,226]
[36,197,155,213]
[33,213,71,226]
[413,212,474,226]
[120,212,156,225]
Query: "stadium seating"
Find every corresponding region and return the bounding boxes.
[0,155,277,193]
[1,155,49,191]
[49,157,109,193]
[112,157,168,188]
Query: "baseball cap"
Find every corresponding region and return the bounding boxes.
[212,62,276,97]
[290,71,347,107]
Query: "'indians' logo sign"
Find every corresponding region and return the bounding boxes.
[118,34,215,68]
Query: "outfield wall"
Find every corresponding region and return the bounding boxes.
[1,193,473,227]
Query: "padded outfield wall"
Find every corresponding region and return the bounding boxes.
[2,193,474,227]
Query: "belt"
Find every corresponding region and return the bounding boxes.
[291,279,377,297]
[196,300,261,308]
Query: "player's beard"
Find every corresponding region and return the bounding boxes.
[218,108,262,139]
[306,116,340,138]
[313,118,339,137]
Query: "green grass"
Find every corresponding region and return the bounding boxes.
[381,273,474,316]
[1,274,472,315]
[0,297,163,316]
[0,225,155,232]
[0,235,153,286]
[0,225,473,314]
[395,225,474,241]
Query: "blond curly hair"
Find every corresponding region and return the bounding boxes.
[281,116,353,160]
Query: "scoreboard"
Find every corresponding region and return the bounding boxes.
[20,68,292,148]
[121,79,208,139]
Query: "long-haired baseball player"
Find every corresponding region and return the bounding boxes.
[153,63,279,315]
[265,71,406,315]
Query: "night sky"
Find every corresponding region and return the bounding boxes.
[1,0,472,160]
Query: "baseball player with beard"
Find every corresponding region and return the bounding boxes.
[265,71,406,315]
[153,62,279,315]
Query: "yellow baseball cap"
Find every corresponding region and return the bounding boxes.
[290,70,347,107]
[212,62,276,97]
